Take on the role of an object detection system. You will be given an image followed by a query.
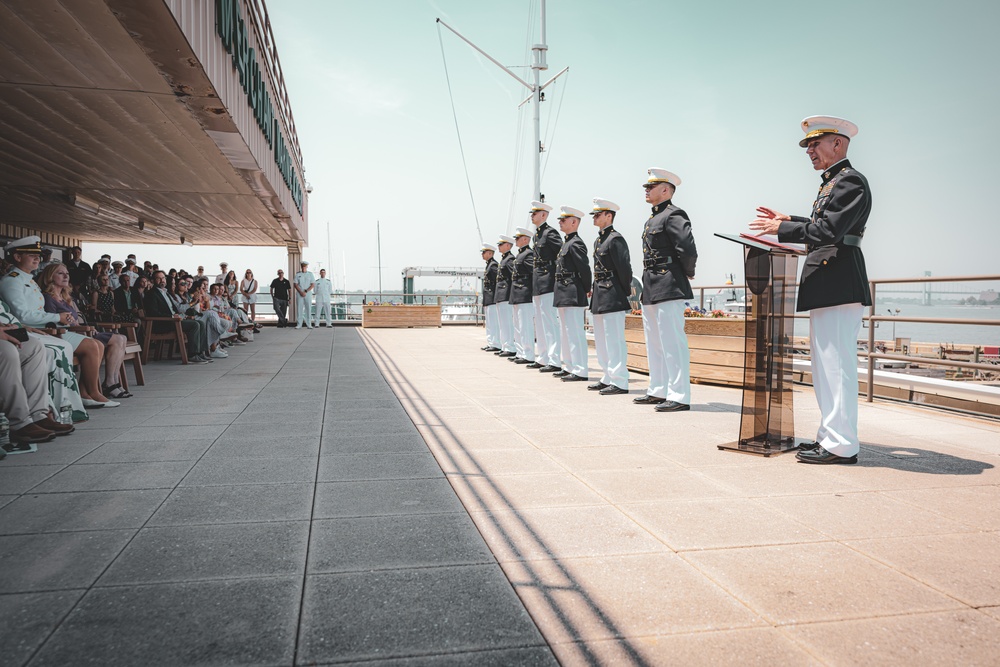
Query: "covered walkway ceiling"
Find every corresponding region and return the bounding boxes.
[0,0,306,247]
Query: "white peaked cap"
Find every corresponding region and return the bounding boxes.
[799,115,858,147]
[529,200,552,212]
[480,243,497,252]
[5,235,42,253]
[646,168,681,187]
[558,206,585,219]
[498,235,515,245]
[300,260,309,265]
[513,227,533,238]
[590,198,620,214]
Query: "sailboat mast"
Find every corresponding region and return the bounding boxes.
[532,1,547,201]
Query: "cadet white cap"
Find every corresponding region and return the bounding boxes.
[300,260,309,265]
[529,200,552,213]
[498,235,515,245]
[5,235,42,254]
[799,115,858,147]
[480,243,497,252]
[557,206,585,219]
[590,198,620,214]
[513,227,532,238]
[646,168,681,187]
[112,260,124,267]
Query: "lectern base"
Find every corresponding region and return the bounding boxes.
[718,436,809,457]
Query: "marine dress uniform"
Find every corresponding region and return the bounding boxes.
[552,206,592,381]
[530,201,563,371]
[314,273,333,326]
[494,236,517,356]
[589,199,633,394]
[770,116,871,464]
[480,243,500,351]
[509,228,536,364]
[293,262,315,329]
[637,168,698,411]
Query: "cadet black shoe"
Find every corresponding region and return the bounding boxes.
[633,395,665,405]
[553,370,570,378]
[796,446,858,465]
[654,401,691,413]
[498,351,516,357]
[539,365,560,373]
[483,346,501,352]
[526,361,543,369]
[514,358,532,364]
[588,382,610,391]
[599,385,628,395]
[798,440,821,451]
[562,374,588,382]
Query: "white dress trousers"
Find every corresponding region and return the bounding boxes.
[641,299,691,403]
[496,302,516,353]
[809,303,864,457]
[512,302,535,362]
[484,304,499,348]
[532,292,561,367]
[557,306,588,377]
[593,310,629,390]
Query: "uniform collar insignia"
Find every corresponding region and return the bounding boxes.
[821,159,851,184]
[565,231,578,240]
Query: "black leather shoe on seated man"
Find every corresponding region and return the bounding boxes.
[796,446,857,465]
[633,395,665,405]
[588,382,609,391]
[599,385,628,395]
[654,401,690,413]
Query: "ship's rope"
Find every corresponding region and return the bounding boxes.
[542,69,569,180]
[437,21,484,245]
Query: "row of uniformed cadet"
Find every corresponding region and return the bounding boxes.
[481,114,871,464]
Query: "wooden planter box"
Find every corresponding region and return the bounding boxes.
[362,305,442,328]
[624,314,747,387]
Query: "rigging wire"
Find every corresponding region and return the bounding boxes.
[505,104,528,233]
[541,69,569,180]
[437,21,484,245]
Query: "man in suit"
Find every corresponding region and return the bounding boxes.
[750,115,871,465]
[589,198,633,395]
[480,243,500,351]
[552,206,592,382]
[635,168,698,413]
[144,270,210,363]
[113,273,140,321]
[509,228,536,365]
[493,235,517,358]
[530,201,563,372]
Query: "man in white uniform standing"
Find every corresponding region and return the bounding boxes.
[529,201,563,373]
[293,261,315,329]
[314,269,333,327]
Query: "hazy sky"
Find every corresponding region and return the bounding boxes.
[89,0,1000,294]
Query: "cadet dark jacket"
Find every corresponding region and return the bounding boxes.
[591,226,633,314]
[495,251,514,303]
[482,257,499,307]
[552,232,592,308]
[640,200,697,305]
[531,222,562,296]
[778,159,872,312]
[510,245,535,305]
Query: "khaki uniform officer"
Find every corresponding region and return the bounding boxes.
[552,206,591,382]
[293,261,315,329]
[529,201,563,372]
[493,236,517,357]
[589,198,633,395]
[509,228,535,365]
[480,243,500,351]
[750,115,871,465]
[635,168,698,413]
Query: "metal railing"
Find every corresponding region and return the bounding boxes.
[253,291,483,322]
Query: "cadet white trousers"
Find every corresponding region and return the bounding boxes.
[496,302,515,353]
[641,300,690,403]
[557,306,588,377]
[483,304,499,347]
[532,292,560,367]
[295,293,312,328]
[512,302,535,362]
[593,310,629,390]
[315,294,333,326]
[810,303,864,457]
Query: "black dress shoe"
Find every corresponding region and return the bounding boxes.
[633,395,665,405]
[553,370,570,378]
[539,365,560,373]
[514,358,532,364]
[483,346,501,352]
[562,374,588,382]
[498,351,516,357]
[526,361,544,369]
[599,385,628,395]
[654,400,691,413]
[798,440,821,451]
[588,382,610,391]
[796,446,858,465]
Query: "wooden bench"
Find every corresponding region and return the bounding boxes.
[94,321,144,389]
[140,316,189,364]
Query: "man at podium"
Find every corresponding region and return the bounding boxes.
[750,115,872,465]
